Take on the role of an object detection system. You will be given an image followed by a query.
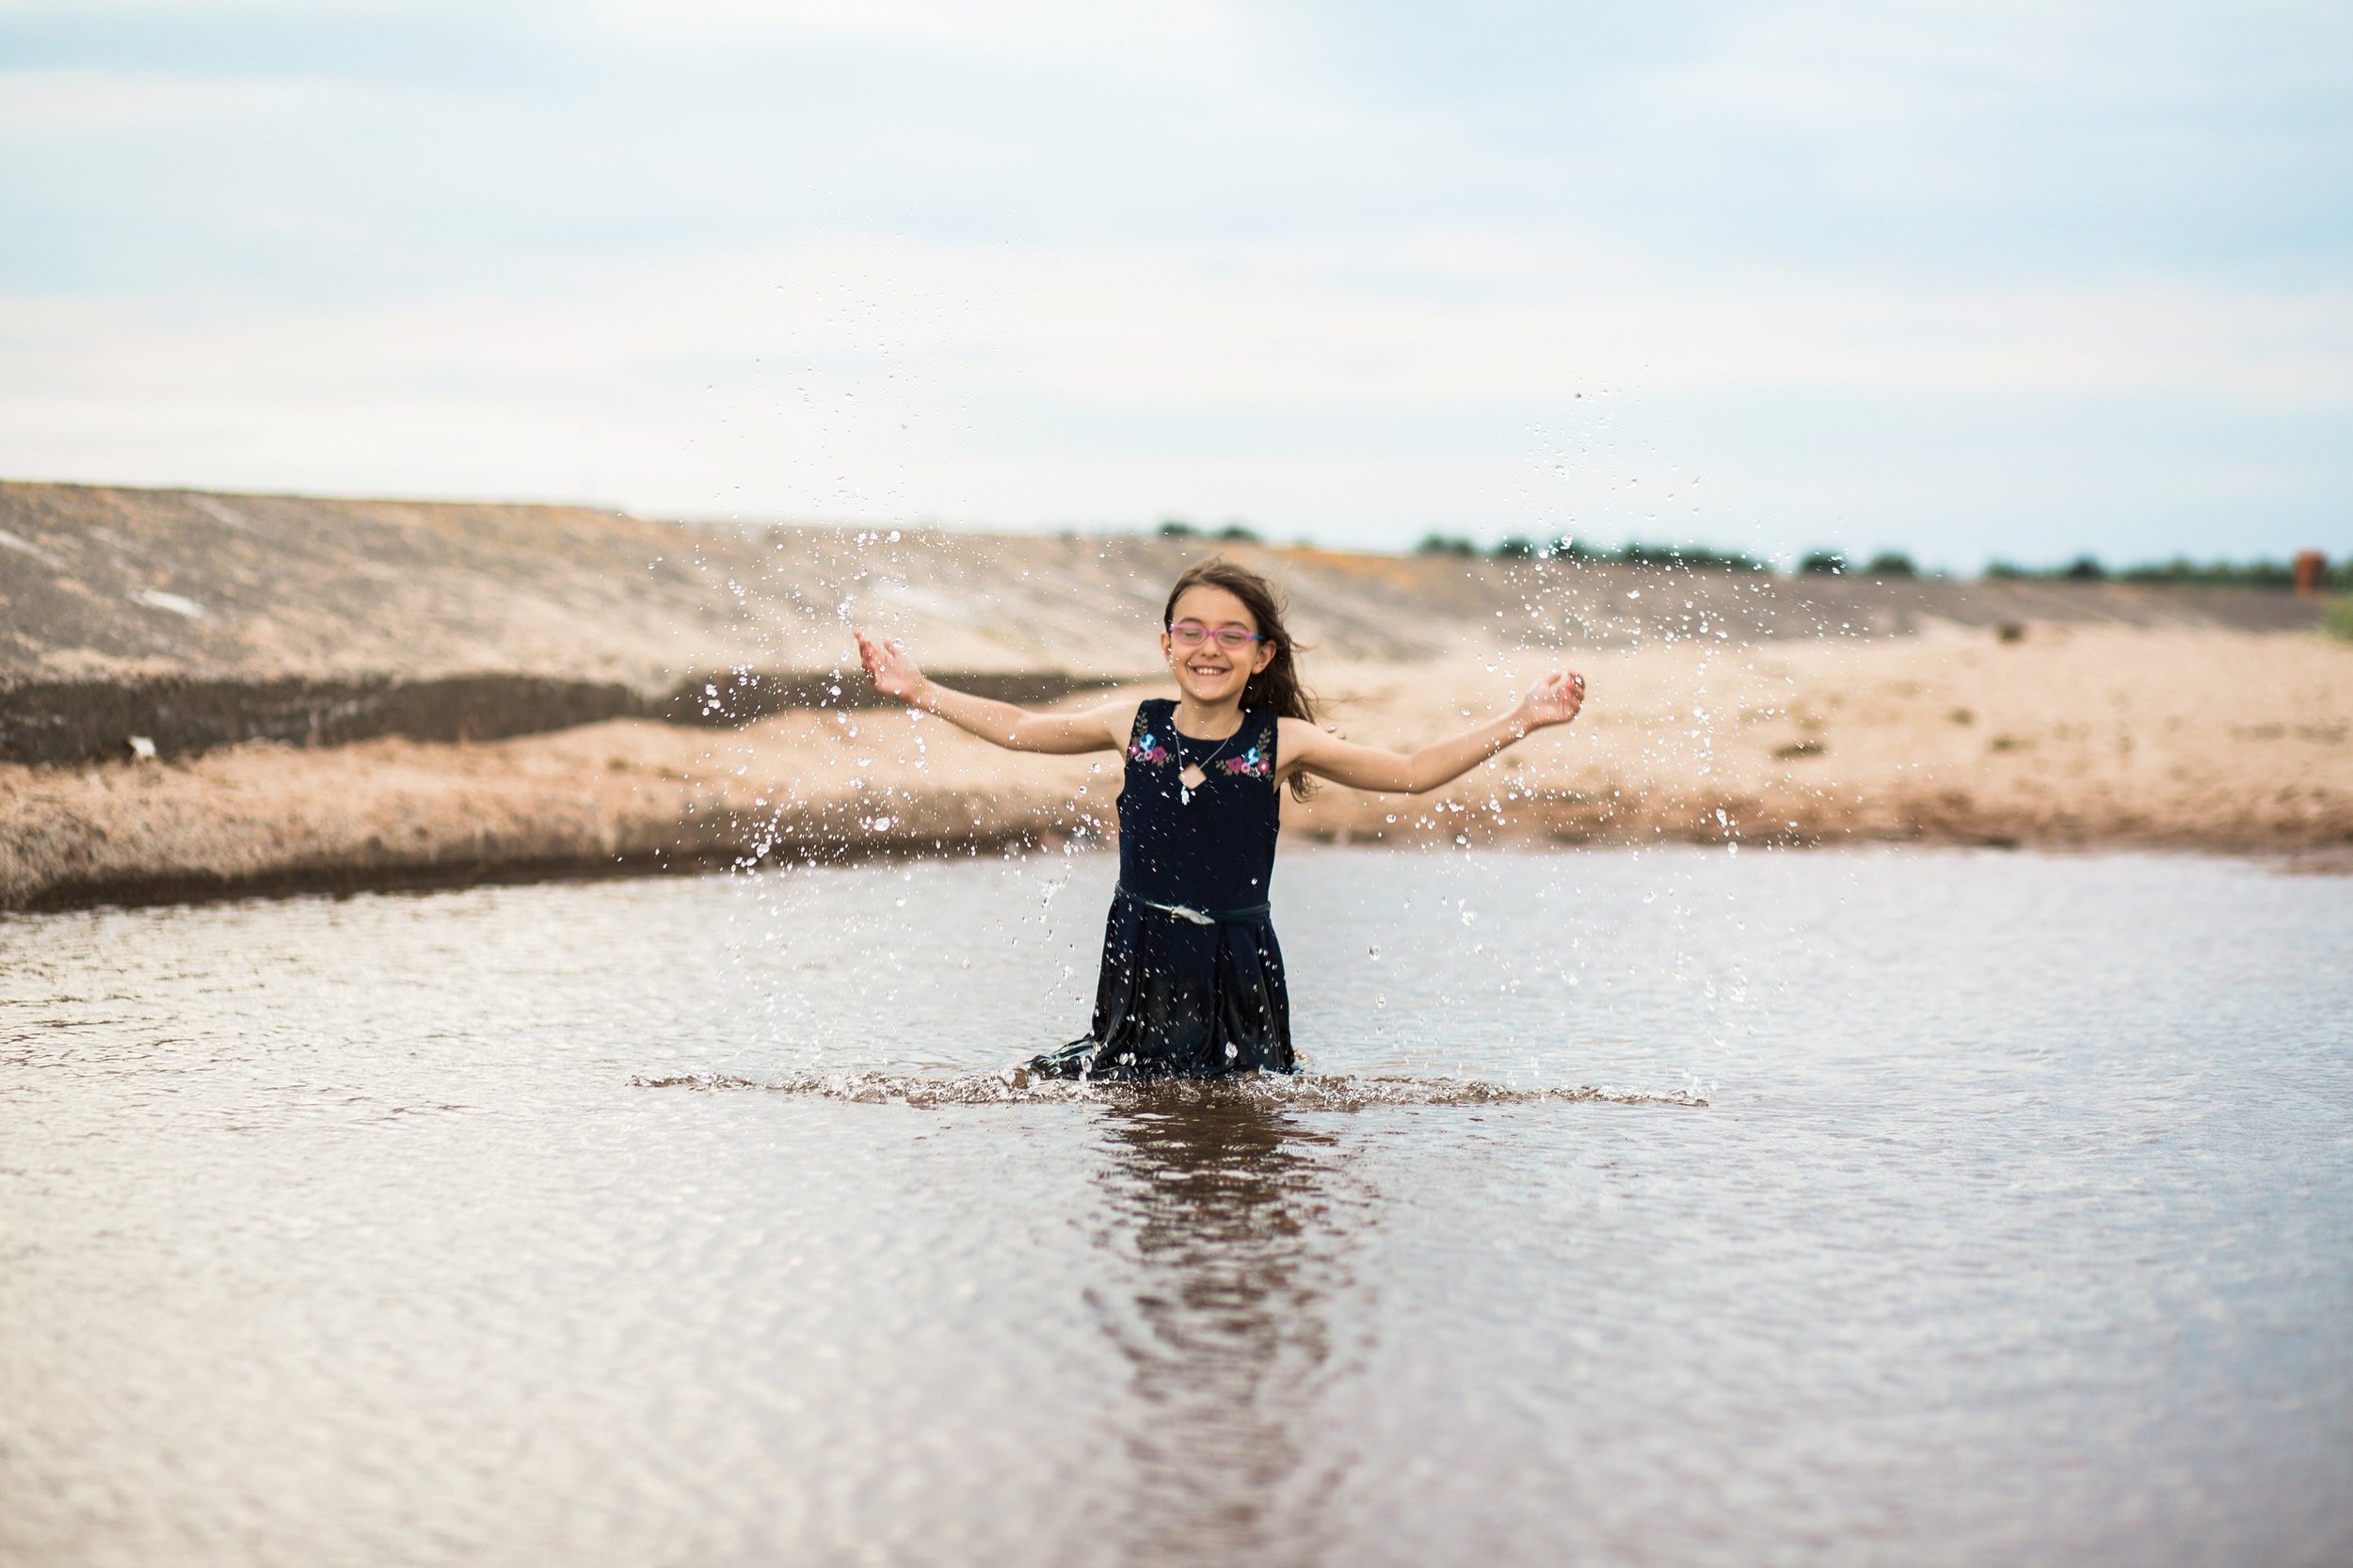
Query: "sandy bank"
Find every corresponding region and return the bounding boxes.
[8,625,2347,911]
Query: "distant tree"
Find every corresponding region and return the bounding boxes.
[1494,536,1538,559]
[2119,555,2198,584]
[1158,519,1198,538]
[1416,533,1479,557]
[1541,537,1769,571]
[1545,536,1604,561]
[1668,545,1769,573]
[2062,554,2106,581]
[1797,550,1847,576]
[1984,560,2026,580]
[1864,551,1917,577]
[2118,556,2297,588]
[1215,522,1260,543]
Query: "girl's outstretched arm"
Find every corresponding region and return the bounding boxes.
[854,628,1132,755]
[1280,672,1585,794]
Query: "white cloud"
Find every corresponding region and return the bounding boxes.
[12,231,2344,408]
[2,230,2343,549]
[1,0,2345,559]
[0,68,356,137]
[580,0,1245,54]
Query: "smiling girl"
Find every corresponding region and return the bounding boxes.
[853,557,1585,1081]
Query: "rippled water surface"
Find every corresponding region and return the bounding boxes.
[5,847,2350,1567]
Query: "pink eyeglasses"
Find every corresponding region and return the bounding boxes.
[1167,621,1265,649]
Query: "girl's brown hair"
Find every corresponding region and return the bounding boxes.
[1162,556,1320,799]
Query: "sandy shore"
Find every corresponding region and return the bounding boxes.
[8,623,2348,910]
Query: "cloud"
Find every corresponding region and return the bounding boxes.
[0,67,350,136]
[0,0,2346,560]
[3,229,2343,555]
[580,0,1246,54]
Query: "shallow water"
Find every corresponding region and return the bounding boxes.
[3,847,2349,1567]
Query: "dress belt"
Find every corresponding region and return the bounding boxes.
[1117,887,1272,925]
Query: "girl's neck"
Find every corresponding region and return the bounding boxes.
[1171,694,1246,740]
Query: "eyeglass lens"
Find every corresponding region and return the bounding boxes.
[1170,622,1257,648]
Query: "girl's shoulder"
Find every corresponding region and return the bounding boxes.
[1125,698,1174,764]
[1270,713,1331,777]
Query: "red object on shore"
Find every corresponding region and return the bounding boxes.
[2293,550,2326,596]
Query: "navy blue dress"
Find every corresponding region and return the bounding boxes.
[1029,699,1296,1080]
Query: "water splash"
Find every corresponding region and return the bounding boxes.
[630,1069,1707,1110]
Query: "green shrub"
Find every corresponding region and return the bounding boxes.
[1608,541,1769,572]
[2120,556,2294,588]
[1535,537,1769,570]
[1215,522,1260,542]
[1864,551,1917,577]
[1158,519,1198,538]
[1417,533,1480,557]
[1994,553,2334,587]
[1495,536,1537,559]
[2328,596,2353,643]
[1798,550,1847,575]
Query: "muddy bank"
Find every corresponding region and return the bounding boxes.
[0,669,1120,767]
[8,627,2349,912]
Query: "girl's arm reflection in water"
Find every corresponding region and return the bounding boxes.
[1086,1094,1378,1565]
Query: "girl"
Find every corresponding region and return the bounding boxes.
[853,557,1585,1081]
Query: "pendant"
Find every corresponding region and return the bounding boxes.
[1178,762,1206,805]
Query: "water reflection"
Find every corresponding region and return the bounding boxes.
[1086,1093,1373,1566]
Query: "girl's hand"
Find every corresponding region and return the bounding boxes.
[854,628,928,705]
[1516,671,1586,731]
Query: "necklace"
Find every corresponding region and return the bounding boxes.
[1176,723,1241,806]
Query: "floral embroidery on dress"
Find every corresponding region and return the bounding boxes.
[1128,723,1174,766]
[1217,728,1276,779]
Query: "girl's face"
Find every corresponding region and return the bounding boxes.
[1161,584,1276,707]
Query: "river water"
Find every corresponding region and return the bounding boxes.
[4,847,2349,1567]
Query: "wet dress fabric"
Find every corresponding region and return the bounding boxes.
[1029,699,1296,1080]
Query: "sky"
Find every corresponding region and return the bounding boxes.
[2,0,2348,567]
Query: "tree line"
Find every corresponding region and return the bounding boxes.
[1152,519,2344,588]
